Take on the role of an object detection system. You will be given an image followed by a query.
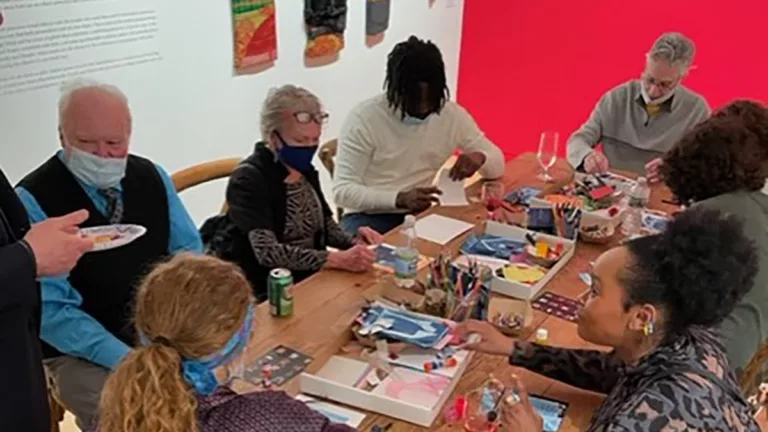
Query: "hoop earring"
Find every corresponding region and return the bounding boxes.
[643,321,655,336]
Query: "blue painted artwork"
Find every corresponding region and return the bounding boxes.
[359,303,451,349]
[505,187,541,206]
[531,396,568,431]
[375,244,398,269]
[641,211,670,234]
[527,207,555,230]
[460,234,526,260]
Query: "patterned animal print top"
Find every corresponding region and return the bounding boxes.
[510,326,760,431]
[248,177,355,271]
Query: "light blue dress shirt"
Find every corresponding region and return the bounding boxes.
[15,152,203,369]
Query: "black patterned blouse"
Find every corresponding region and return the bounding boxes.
[248,176,355,271]
[511,326,759,431]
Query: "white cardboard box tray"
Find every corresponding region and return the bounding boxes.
[299,349,473,427]
[464,221,575,300]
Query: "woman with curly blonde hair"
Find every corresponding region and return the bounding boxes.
[91,254,353,432]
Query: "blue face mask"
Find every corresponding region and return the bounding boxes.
[277,135,318,173]
[403,113,430,126]
[63,144,127,189]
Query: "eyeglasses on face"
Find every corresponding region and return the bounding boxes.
[294,111,329,125]
[641,74,678,91]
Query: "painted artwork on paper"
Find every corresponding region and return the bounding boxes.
[372,367,451,409]
[232,0,277,73]
[357,302,451,349]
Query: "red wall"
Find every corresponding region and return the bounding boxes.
[457,1,768,158]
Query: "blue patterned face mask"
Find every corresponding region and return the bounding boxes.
[140,303,256,396]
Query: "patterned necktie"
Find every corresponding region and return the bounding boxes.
[99,188,124,224]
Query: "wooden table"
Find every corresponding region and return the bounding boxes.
[237,153,677,431]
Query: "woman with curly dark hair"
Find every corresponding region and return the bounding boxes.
[456,208,759,431]
[661,101,768,374]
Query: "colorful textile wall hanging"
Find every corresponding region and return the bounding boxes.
[366,0,391,36]
[304,0,348,58]
[233,0,277,73]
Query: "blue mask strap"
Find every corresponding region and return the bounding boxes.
[139,303,256,396]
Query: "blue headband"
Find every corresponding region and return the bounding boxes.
[140,303,256,396]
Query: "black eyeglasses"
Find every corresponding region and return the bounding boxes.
[294,111,329,125]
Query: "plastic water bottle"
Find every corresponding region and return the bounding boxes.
[395,215,419,289]
[621,177,651,237]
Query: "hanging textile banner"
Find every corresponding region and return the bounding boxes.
[232,0,277,73]
[304,0,348,58]
[366,0,391,36]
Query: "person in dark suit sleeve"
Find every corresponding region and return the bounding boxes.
[0,167,92,432]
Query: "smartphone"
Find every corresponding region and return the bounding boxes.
[530,395,569,432]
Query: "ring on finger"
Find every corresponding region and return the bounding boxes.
[504,392,521,407]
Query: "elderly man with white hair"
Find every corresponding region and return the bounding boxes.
[14,80,202,428]
[567,32,710,179]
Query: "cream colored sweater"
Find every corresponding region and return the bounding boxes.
[333,94,504,214]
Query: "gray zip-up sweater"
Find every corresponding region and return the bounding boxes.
[694,188,768,374]
[567,80,710,174]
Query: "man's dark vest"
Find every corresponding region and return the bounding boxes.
[19,155,169,358]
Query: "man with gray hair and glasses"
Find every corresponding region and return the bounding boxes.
[567,32,710,180]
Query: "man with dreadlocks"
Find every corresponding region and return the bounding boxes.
[333,36,504,234]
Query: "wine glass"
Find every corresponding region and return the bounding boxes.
[537,131,559,182]
[481,181,505,220]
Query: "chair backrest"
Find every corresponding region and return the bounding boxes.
[172,158,242,192]
[171,158,241,213]
[318,139,343,219]
[318,138,338,178]
[742,338,768,395]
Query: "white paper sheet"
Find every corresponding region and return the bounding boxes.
[296,394,367,427]
[415,214,474,245]
[436,169,469,207]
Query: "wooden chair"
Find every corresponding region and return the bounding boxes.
[171,158,242,212]
[318,139,344,219]
[742,338,768,429]
[49,390,64,432]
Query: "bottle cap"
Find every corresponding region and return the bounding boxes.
[404,215,416,224]
[536,328,549,341]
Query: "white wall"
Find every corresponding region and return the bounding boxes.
[0,0,465,224]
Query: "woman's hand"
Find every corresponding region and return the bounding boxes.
[356,226,383,246]
[454,320,516,356]
[326,245,375,272]
[500,375,544,432]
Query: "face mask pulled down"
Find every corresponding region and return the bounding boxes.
[63,144,127,189]
[640,84,676,106]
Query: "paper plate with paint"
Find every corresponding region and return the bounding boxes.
[80,224,147,252]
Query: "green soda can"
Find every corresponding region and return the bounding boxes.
[268,268,294,317]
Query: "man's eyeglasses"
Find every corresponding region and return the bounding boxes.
[642,74,678,91]
[294,111,329,125]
